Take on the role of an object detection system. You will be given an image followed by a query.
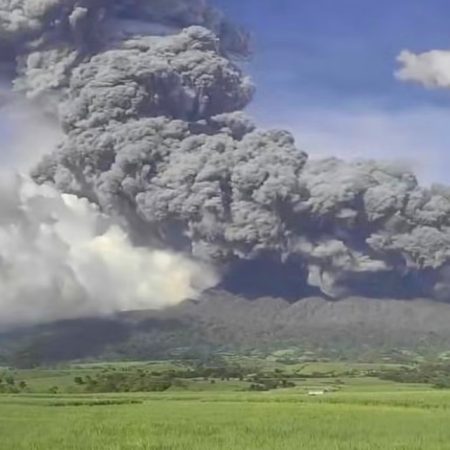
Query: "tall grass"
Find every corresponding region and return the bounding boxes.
[2,391,450,449]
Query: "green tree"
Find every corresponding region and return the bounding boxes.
[74,376,85,385]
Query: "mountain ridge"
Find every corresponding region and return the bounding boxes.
[3,291,450,365]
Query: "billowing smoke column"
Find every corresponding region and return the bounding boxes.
[2,0,450,305]
[0,173,217,326]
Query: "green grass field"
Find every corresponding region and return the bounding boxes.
[2,390,450,449]
[2,361,450,449]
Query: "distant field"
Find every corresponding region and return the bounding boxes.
[2,361,450,449]
[2,360,404,392]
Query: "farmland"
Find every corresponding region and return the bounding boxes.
[2,360,450,449]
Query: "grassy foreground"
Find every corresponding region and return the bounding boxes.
[3,361,450,449]
[2,390,450,449]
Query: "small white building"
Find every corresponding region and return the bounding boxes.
[308,390,325,396]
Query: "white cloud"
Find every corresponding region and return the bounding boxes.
[396,49,450,89]
[0,174,217,327]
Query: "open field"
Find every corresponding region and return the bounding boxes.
[2,361,450,449]
[3,389,450,449]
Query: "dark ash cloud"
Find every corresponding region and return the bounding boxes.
[2,0,450,305]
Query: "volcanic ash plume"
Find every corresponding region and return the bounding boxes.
[2,0,450,308]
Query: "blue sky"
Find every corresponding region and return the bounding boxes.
[215,0,450,183]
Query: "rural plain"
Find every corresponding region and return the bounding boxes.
[2,360,450,450]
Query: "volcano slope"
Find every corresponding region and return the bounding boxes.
[3,290,450,364]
